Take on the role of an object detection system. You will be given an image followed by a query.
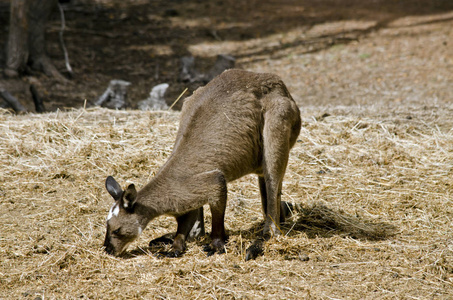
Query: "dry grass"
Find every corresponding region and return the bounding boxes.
[1,101,453,299]
[1,5,453,299]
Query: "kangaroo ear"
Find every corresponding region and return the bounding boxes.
[123,184,137,210]
[105,176,123,201]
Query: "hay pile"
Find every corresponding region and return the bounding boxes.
[1,102,452,298]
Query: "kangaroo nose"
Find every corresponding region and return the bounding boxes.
[104,241,114,255]
[104,245,114,255]
[103,235,114,255]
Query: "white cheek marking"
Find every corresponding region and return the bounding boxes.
[107,204,120,221]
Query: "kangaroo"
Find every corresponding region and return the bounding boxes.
[103,69,301,259]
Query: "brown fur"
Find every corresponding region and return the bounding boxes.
[103,69,301,258]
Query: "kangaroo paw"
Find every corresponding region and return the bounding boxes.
[203,244,216,256]
[149,234,175,246]
[166,250,183,258]
[245,238,264,261]
[154,249,183,258]
[203,240,226,256]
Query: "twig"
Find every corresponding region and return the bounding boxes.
[268,214,284,235]
[58,3,73,77]
[168,87,188,111]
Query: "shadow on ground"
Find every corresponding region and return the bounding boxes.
[0,0,452,111]
[125,201,396,258]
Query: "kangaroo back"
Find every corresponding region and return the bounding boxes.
[160,69,301,182]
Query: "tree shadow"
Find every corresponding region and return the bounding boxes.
[1,0,452,110]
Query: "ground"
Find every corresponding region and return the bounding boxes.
[0,0,453,299]
[0,0,451,110]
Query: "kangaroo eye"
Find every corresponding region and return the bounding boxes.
[112,228,121,235]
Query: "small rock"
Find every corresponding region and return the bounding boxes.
[298,253,310,262]
[138,83,169,110]
[95,80,131,109]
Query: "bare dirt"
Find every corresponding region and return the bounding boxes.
[0,0,451,111]
[1,0,453,299]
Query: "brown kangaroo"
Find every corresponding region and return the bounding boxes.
[103,69,301,259]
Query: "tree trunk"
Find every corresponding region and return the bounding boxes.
[5,0,65,81]
[28,0,65,80]
[5,0,29,77]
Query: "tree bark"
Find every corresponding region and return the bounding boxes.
[5,0,65,81]
[5,0,29,77]
[28,0,65,80]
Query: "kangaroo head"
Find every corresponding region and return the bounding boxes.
[103,176,143,256]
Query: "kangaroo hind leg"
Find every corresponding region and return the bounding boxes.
[247,96,300,260]
[260,176,293,223]
[261,114,293,237]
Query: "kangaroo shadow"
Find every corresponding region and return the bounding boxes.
[228,201,397,242]
[286,202,396,241]
[126,202,396,258]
